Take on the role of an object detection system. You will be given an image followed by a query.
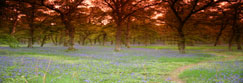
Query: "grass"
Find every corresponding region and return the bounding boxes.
[179,51,243,83]
[132,45,238,50]
[0,45,241,83]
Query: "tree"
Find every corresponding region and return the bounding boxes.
[41,0,86,50]
[162,0,226,53]
[228,1,242,50]
[95,0,161,51]
[15,0,45,48]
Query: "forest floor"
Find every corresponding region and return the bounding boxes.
[168,52,240,83]
[0,45,242,83]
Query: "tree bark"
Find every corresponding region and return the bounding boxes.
[235,29,242,50]
[228,29,235,51]
[125,18,131,48]
[67,24,75,50]
[61,15,75,50]
[177,24,186,54]
[58,30,64,45]
[115,21,122,51]
[229,4,241,51]
[88,38,93,46]
[51,35,58,46]
[40,35,47,47]
[82,37,87,46]
[62,20,74,49]
[27,26,34,48]
[234,4,242,50]
[214,20,228,46]
[103,33,106,46]
[27,6,35,48]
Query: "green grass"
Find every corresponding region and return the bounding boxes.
[179,52,243,83]
[132,45,238,50]
[0,45,241,83]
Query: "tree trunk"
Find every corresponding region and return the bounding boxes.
[229,5,240,51]
[89,38,93,46]
[177,25,186,54]
[94,37,97,45]
[228,22,236,51]
[63,30,69,47]
[62,15,74,49]
[63,20,75,50]
[82,37,87,46]
[228,30,235,51]
[125,18,131,48]
[214,21,227,46]
[115,21,122,51]
[103,33,106,46]
[67,24,75,50]
[58,30,64,45]
[27,26,34,48]
[55,34,58,45]
[98,36,102,45]
[234,4,242,50]
[235,30,242,50]
[235,23,242,50]
[27,6,35,48]
[51,35,58,46]
[40,35,47,47]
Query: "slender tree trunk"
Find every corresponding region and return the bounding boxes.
[115,21,122,51]
[125,18,131,48]
[234,4,242,50]
[40,35,47,47]
[63,29,68,47]
[229,5,240,51]
[234,22,242,50]
[103,33,106,46]
[235,30,242,50]
[214,21,227,46]
[58,30,64,45]
[98,36,102,45]
[229,20,236,51]
[228,29,235,51]
[177,24,186,54]
[94,37,97,45]
[55,34,58,45]
[51,35,58,46]
[82,37,87,46]
[89,38,93,46]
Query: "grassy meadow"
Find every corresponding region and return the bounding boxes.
[0,45,242,83]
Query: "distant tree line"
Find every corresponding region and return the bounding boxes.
[0,0,242,53]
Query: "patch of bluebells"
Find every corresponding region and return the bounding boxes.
[183,60,243,83]
[0,55,155,82]
[0,56,52,81]
[0,46,214,82]
[0,46,210,58]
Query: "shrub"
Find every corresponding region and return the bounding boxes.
[0,34,19,48]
